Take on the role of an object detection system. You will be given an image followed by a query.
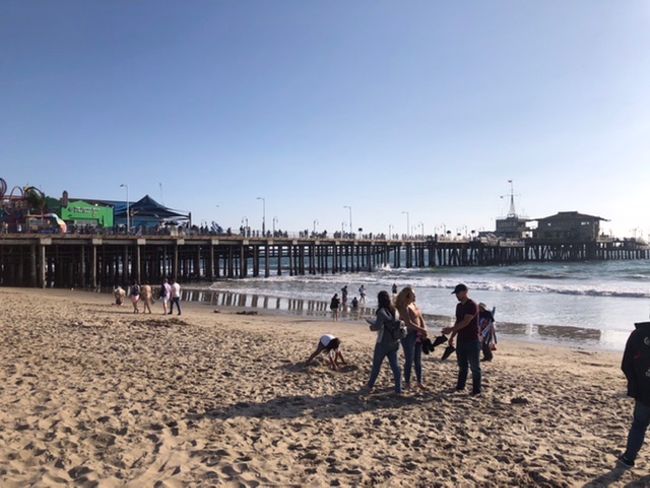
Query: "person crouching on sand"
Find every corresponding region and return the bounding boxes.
[442,284,482,396]
[113,285,126,306]
[365,291,404,395]
[395,286,429,391]
[129,281,141,313]
[618,321,650,468]
[306,334,346,370]
[330,293,341,321]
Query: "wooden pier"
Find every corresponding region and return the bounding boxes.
[0,234,648,288]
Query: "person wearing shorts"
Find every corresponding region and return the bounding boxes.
[306,334,346,370]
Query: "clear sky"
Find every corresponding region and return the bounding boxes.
[1,1,649,237]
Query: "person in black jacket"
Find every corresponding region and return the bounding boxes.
[619,321,650,468]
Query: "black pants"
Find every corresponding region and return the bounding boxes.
[482,342,493,361]
[169,297,181,315]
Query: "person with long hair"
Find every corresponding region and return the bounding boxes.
[365,291,403,394]
[395,286,429,390]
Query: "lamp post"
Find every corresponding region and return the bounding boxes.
[418,222,425,237]
[341,221,345,236]
[343,205,352,236]
[120,184,129,234]
[257,197,266,236]
[402,211,410,238]
[388,224,393,240]
[272,216,278,235]
[313,219,319,235]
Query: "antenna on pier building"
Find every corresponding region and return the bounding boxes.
[500,179,520,218]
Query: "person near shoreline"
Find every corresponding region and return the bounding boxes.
[365,290,404,395]
[392,283,398,296]
[141,284,153,314]
[359,285,366,302]
[113,285,126,306]
[169,279,182,316]
[306,334,346,370]
[160,279,172,315]
[129,282,141,314]
[478,303,497,362]
[341,286,348,306]
[618,321,650,468]
[395,287,429,390]
[351,297,359,309]
[330,293,341,321]
[442,284,482,396]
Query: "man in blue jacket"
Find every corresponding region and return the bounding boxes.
[619,321,650,468]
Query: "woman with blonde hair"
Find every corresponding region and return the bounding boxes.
[395,286,428,390]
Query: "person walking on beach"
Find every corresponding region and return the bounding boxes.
[478,303,497,362]
[395,287,429,391]
[330,293,341,321]
[129,281,141,313]
[341,286,348,306]
[160,279,171,315]
[618,321,650,468]
[306,334,346,370]
[365,291,405,395]
[169,279,182,316]
[442,284,482,396]
[141,284,153,314]
[359,285,366,303]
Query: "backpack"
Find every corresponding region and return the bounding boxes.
[381,312,407,349]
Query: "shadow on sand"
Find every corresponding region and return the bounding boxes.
[584,466,650,488]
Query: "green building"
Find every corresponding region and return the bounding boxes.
[60,200,114,228]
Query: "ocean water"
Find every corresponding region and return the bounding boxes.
[199,260,650,351]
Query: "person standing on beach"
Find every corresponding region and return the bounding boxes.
[141,284,153,314]
[442,284,482,396]
[341,286,348,306]
[129,282,141,314]
[330,293,341,321]
[395,287,429,391]
[365,291,404,395]
[169,279,182,316]
[618,321,650,468]
[392,283,398,296]
[160,279,171,315]
[359,285,366,302]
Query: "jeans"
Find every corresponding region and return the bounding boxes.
[401,331,422,385]
[624,400,650,462]
[367,342,402,394]
[456,340,481,394]
[169,297,182,315]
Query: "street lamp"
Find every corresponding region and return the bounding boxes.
[388,224,393,240]
[418,222,425,236]
[402,211,410,238]
[343,206,352,236]
[120,184,129,233]
[341,221,345,236]
[272,216,278,235]
[257,197,266,235]
[313,219,319,235]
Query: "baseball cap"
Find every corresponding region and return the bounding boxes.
[451,284,468,295]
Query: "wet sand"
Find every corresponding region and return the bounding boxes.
[0,287,647,487]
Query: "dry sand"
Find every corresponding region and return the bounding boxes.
[0,287,648,487]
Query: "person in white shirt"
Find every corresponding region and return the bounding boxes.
[169,280,182,316]
[306,334,346,370]
[161,279,172,315]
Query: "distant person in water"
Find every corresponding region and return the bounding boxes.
[306,334,346,370]
[392,283,398,295]
[341,286,348,305]
[618,321,650,468]
[478,303,497,361]
[113,285,126,306]
[129,282,141,313]
[160,279,171,315]
[330,293,341,321]
[443,284,482,396]
[359,285,367,302]
[395,286,429,390]
[351,297,359,309]
[169,279,182,316]
[141,284,153,314]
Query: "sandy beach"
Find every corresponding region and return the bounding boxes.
[0,288,647,487]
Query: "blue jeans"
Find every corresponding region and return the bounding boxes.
[368,342,402,394]
[456,340,481,394]
[624,400,650,462]
[401,331,422,385]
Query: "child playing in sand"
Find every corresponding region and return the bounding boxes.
[306,334,346,370]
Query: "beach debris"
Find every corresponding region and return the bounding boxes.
[213,309,221,313]
[236,311,258,316]
[511,396,529,405]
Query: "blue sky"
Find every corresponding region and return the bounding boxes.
[1,1,649,237]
